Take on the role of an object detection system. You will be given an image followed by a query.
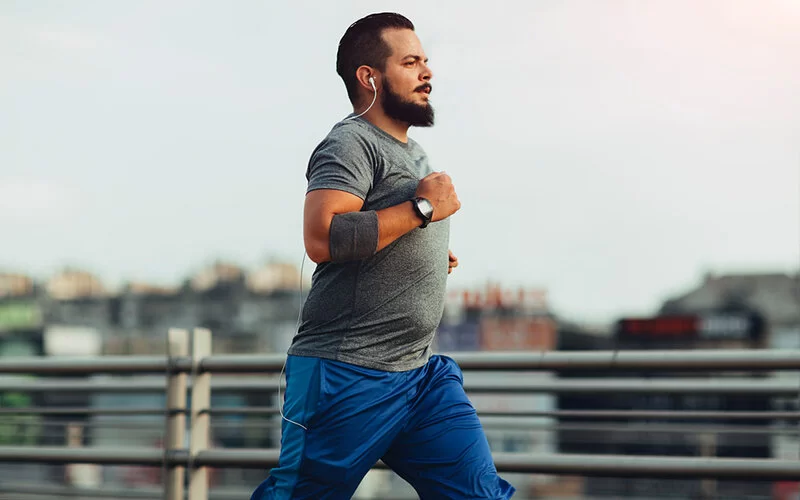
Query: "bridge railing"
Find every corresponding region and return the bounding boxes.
[1,327,799,499]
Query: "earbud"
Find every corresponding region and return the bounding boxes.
[369,76,375,89]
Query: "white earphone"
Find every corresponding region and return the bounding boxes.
[282,74,379,429]
[346,75,377,120]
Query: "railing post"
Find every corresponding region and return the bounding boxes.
[189,328,212,500]
[164,328,189,500]
[65,422,100,487]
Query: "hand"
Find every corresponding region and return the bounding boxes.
[448,249,458,274]
[415,172,461,222]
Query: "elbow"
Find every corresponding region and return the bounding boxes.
[303,220,331,264]
[304,238,330,264]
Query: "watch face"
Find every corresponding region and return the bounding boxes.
[418,198,433,219]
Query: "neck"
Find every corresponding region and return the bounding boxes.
[358,107,410,143]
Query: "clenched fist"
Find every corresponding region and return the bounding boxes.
[415,172,461,222]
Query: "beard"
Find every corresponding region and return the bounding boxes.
[382,78,435,127]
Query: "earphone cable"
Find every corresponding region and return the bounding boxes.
[277,251,309,431]
[346,79,377,121]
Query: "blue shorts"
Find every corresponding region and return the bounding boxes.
[250,354,515,499]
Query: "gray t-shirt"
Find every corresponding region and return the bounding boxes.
[287,115,450,372]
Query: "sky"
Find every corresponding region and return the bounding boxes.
[2,0,799,324]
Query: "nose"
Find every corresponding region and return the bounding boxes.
[421,62,433,82]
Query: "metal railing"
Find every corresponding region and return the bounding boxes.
[5,346,800,374]
[1,327,799,499]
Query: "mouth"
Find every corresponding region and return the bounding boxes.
[415,84,432,95]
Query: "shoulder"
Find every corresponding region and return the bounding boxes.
[327,118,380,147]
[312,119,380,159]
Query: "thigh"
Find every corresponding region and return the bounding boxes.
[382,356,516,500]
[253,356,409,500]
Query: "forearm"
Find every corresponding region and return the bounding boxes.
[306,170,460,264]
[313,200,421,264]
[376,200,421,252]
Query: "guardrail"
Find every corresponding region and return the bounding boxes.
[1,327,799,499]
[5,346,800,374]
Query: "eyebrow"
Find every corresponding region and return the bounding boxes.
[402,55,429,63]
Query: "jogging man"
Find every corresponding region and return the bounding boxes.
[251,12,515,499]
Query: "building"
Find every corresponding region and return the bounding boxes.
[0,272,35,298]
[555,270,799,499]
[659,270,800,498]
[46,268,106,301]
[2,261,306,356]
[660,271,800,348]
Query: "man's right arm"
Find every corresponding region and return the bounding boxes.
[303,172,461,264]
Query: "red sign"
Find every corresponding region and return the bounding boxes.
[773,482,799,500]
[618,316,699,337]
[617,313,759,341]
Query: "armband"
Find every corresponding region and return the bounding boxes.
[329,211,379,262]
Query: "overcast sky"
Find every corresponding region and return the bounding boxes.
[2,1,799,323]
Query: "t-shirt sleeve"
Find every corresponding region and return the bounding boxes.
[306,130,374,200]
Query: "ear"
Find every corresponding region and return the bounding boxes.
[355,65,378,91]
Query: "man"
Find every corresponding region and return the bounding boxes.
[251,12,515,500]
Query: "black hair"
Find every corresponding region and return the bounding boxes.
[336,13,415,104]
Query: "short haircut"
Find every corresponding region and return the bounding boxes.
[336,13,415,104]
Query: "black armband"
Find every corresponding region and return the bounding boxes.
[329,211,379,262]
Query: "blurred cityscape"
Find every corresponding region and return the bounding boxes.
[0,263,798,499]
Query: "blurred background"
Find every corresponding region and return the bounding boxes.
[1,0,799,499]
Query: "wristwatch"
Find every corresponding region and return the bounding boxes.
[411,197,434,228]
